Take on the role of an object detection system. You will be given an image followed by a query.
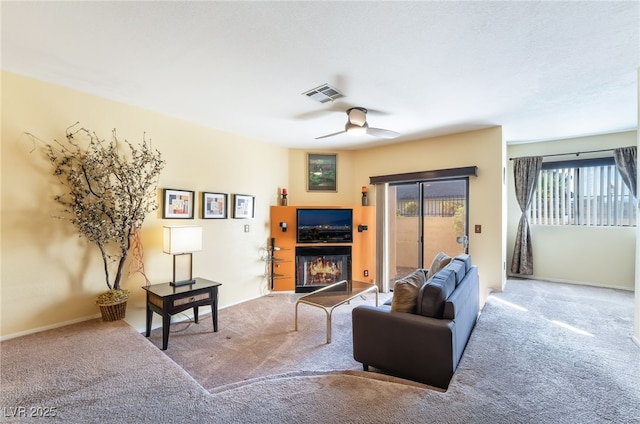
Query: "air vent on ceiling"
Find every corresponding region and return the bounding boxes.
[302,83,344,103]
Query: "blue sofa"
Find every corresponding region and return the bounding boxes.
[352,254,479,390]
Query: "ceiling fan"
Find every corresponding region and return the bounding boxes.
[315,107,400,140]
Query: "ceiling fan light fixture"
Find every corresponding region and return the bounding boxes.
[316,106,398,140]
[345,122,367,136]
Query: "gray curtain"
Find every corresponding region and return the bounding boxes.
[613,146,637,199]
[511,156,543,275]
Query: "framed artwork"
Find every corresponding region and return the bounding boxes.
[307,153,337,191]
[162,189,195,219]
[233,194,255,219]
[202,192,228,219]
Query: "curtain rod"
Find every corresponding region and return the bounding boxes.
[508,148,614,161]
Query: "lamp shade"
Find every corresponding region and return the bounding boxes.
[163,226,202,254]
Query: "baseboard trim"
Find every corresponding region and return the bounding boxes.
[2,293,271,341]
[506,274,634,292]
[0,313,102,342]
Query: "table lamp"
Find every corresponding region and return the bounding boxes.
[163,226,202,286]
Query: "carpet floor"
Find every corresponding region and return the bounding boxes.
[1,279,638,423]
[147,288,394,391]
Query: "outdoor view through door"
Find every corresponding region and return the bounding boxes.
[388,180,468,284]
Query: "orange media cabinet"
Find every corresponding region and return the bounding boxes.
[269,206,376,291]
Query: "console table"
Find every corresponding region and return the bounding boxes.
[143,277,221,350]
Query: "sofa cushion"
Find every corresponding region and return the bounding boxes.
[433,268,457,297]
[425,252,452,279]
[446,260,466,286]
[416,268,456,318]
[453,253,472,272]
[390,270,425,313]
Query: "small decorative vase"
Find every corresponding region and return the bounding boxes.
[281,194,288,206]
[361,186,368,206]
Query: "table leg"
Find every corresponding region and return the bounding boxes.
[193,306,199,324]
[212,288,218,332]
[162,314,170,350]
[326,308,332,344]
[145,306,152,337]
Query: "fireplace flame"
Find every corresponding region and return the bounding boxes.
[309,257,341,277]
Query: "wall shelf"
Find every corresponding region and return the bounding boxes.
[265,237,293,289]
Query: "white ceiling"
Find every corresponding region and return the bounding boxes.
[2,1,639,150]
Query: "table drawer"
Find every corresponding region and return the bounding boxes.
[173,292,211,307]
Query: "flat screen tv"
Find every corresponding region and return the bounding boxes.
[296,208,353,243]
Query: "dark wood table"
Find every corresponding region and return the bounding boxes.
[142,277,221,350]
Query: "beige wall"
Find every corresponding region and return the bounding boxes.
[352,127,506,302]
[287,129,505,302]
[506,131,636,290]
[287,149,360,206]
[1,71,288,338]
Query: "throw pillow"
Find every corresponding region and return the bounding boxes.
[425,251,452,279]
[390,270,425,313]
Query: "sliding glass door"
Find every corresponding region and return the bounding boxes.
[387,179,468,285]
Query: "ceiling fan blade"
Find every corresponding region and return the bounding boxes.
[294,101,350,120]
[315,130,346,140]
[366,127,400,139]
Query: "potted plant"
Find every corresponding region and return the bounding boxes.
[45,123,165,321]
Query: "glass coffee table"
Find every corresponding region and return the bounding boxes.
[294,280,378,344]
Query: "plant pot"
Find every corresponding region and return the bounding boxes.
[98,299,127,321]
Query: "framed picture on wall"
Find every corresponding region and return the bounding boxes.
[307,153,337,191]
[202,192,228,219]
[162,189,195,219]
[233,194,255,219]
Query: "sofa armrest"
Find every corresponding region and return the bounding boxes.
[352,305,456,388]
[442,265,479,368]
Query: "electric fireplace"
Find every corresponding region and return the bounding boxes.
[295,246,352,293]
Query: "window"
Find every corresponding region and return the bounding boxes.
[529,158,636,226]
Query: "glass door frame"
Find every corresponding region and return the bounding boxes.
[379,177,470,290]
